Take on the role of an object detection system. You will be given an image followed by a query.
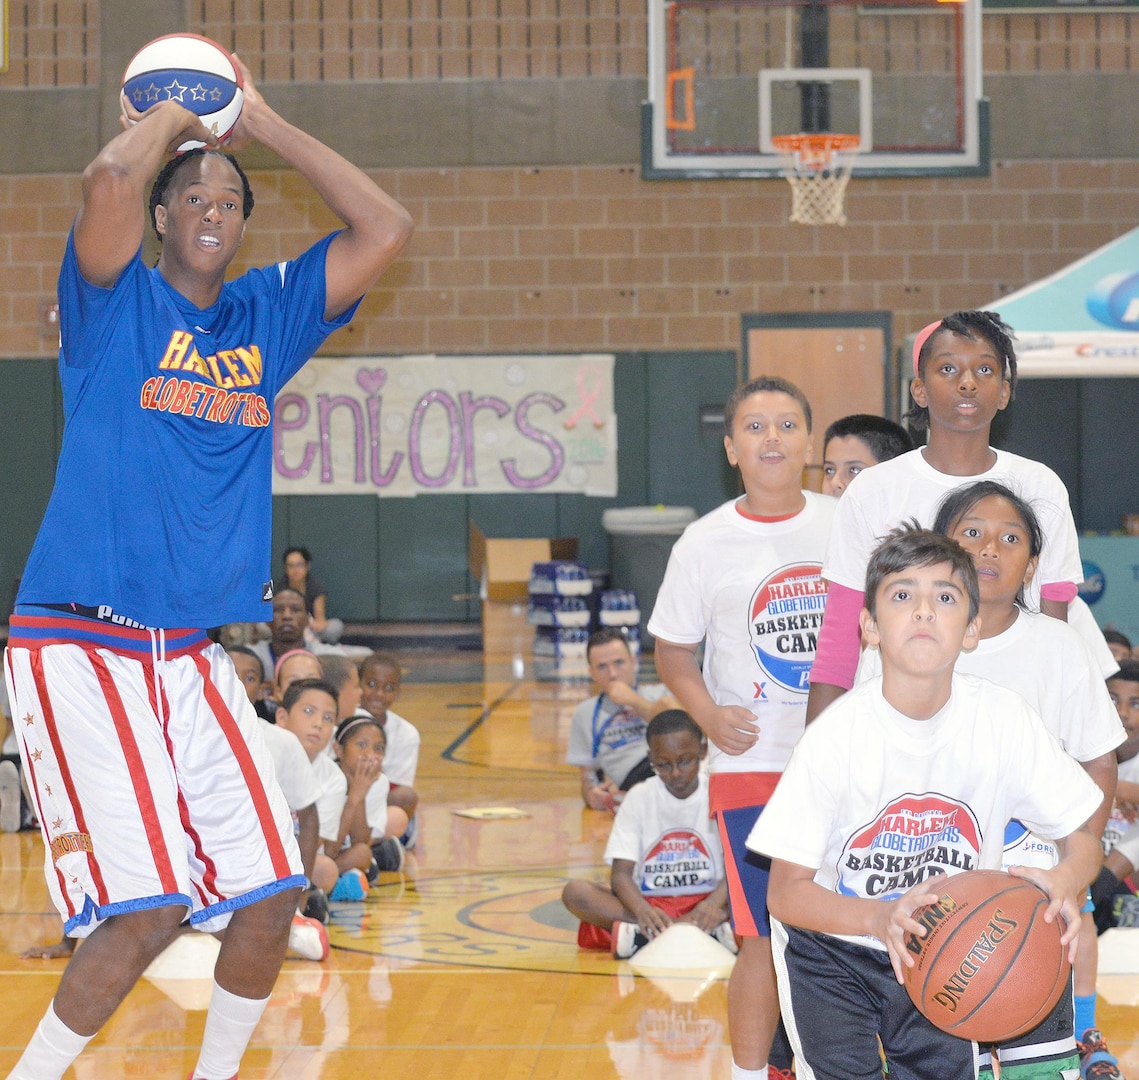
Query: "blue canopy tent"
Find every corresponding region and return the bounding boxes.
[992,225,1139,377]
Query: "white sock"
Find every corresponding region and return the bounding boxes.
[192,981,270,1080]
[7,1000,94,1080]
[731,1063,768,1080]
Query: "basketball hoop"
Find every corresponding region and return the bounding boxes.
[771,133,861,227]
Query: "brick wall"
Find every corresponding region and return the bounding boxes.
[5,158,1137,360]
[3,2,1139,88]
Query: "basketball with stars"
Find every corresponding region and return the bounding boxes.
[120,33,244,152]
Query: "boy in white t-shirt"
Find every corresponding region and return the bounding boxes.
[566,627,678,812]
[649,375,836,1080]
[274,677,370,903]
[562,710,732,957]
[749,525,1102,1080]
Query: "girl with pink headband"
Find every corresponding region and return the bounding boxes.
[807,308,1083,722]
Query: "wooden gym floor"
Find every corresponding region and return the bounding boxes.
[1,610,1138,1078]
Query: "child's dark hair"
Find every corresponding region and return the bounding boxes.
[823,414,913,465]
[724,375,813,435]
[906,311,1018,433]
[647,709,703,744]
[587,626,633,659]
[335,713,387,746]
[319,653,357,696]
[931,480,1043,609]
[1108,658,1139,684]
[148,148,255,238]
[360,651,401,677]
[864,522,980,621]
[224,643,264,679]
[281,677,339,712]
[1105,628,1133,652]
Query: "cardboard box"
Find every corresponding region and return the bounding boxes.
[468,522,578,603]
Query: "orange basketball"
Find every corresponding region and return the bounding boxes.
[901,870,1070,1043]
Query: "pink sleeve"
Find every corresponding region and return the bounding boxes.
[1040,581,1078,603]
[809,581,865,691]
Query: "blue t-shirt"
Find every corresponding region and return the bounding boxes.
[17,230,358,628]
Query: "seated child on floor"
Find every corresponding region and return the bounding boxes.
[319,652,364,721]
[359,651,421,845]
[333,713,409,875]
[274,677,369,900]
[562,709,734,958]
[272,649,325,714]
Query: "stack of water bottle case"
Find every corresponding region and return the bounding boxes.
[527,560,641,676]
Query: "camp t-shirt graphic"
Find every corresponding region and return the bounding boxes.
[838,794,982,899]
[639,828,719,896]
[748,562,828,696]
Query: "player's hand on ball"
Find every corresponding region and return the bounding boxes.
[1007,862,1080,960]
[120,98,220,153]
[700,704,759,755]
[222,53,263,152]
[876,879,944,984]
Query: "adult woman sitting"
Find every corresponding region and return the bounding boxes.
[274,546,344,644]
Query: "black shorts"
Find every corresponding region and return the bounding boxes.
[773,920,979,1080]
[772,920,1078,1080]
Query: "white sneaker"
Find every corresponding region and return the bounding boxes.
[711,921,740,954]
[288,913,329,961]
[611,920,648,959]
[0,761,21,833]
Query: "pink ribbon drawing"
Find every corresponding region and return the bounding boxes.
[563,366,605,430]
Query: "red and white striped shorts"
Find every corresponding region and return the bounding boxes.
[4,612,304,937]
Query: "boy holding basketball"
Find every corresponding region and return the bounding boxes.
[2,44,412,1080]
[649,375,836,1080]
[748,525,1103,1080]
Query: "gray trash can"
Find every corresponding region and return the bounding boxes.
[602,506,697,650]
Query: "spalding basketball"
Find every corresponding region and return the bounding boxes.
[902,870,1070,1042]
[121,33,244,152]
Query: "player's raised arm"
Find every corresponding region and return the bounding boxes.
[74,99,219,288]
[226,55,414,319]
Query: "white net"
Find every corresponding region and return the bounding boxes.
[773,134,860,227]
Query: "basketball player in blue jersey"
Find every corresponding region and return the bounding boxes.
[2,56,412,1080]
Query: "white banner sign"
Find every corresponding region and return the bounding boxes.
[272,354,617,496]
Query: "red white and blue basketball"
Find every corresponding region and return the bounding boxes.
[121,33,244,152]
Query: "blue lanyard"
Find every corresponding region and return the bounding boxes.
[590,685,639,759]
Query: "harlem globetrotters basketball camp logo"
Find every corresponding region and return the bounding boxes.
[638,829,717,896]
[748,563,827,694]
[838,794,982,900]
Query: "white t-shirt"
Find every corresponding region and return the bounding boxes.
[566,683,672,786]
[747,674,1102,950]
[259,720,320,814]
[605,773,724,897]
[364,772,394,840]
[311,752,348,844]
[1102,752,1139,859]
[824,448,1082,610]
[647,492,836,774]
[1068,596,1120,680]
[856,608,1124,764]
[374,708,420,787]
[858,608,1123,870]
